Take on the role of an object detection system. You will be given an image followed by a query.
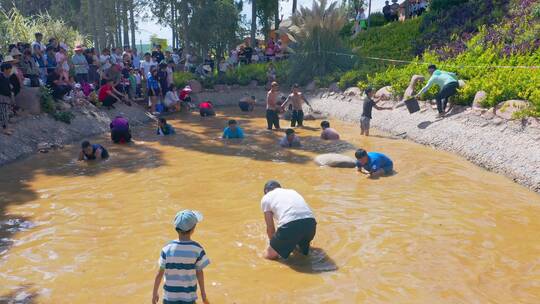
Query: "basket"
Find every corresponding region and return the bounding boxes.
[404,98,420,114]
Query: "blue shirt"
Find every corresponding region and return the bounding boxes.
[222,126,244,139]
[158,240,210,303]
[356,152,393,173]
[147,73,160,90]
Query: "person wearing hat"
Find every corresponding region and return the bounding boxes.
[3,54,24,89]
[152,210,210,304]
[72,45,89,84]
[260,181,317,260]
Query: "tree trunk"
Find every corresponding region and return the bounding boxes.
[250,0,257,46]
[129,0,136,49]
[181,0,190,52]
[116,0,122,47]
[292,0,297,14]
[275,0,280,30]
[171,0,176,49]
[88,0,99,49]
[122,0,130,47]
[96,0,107,49]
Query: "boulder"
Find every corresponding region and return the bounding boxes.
[304,110,327,120]
[473,91,487,109]
[344,87,362,97]
[328,82,340,93]
[188,79,203,93]
[403,75,425,99]
[314,153,356,168]
[375,86,394,101]
[305,81,317,91]
[496,100,531,120]
[14,87,41,115]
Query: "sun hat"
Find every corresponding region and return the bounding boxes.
[3,55,17,63]
[74,45,84,52]
[173,210,203,231]
[9,48,22,56]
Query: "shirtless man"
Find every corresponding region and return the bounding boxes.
[266,81,280,130]
[281,84,312,127]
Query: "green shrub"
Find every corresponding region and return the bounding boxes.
[224,63,268,86]
[532,3,540,18]
[429,0,468,11]
[53,111,75,124]
[39,86,55,115]
[173,72,196,88]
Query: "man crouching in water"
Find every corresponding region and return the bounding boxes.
[78,140,109,161]
[260,180,317,260]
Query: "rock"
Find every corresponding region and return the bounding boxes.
[304,111,327,120]
[329,92,335,96]
[328,82,340,93]
[188,79,203,93]
[344,87,362,97]
[458,80,466,88]
[305,81,317,91]
[482,111,495,120]
[14,87,41,115]
[492,117,504,125]
[314,153,356,168]
[473,91,487,109]
[496,100,531,120]
[58,101,72,111]
[527,117,540,129]
[375,86,394,101]
[404,75,425,99]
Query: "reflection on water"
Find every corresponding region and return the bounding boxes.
[1,107,540,303]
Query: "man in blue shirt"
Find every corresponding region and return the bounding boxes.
[222,119,245,139]
[355,148,394,178]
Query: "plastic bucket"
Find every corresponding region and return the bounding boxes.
[404,98,420,114]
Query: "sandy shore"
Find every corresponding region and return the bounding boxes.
[307,90,540,192]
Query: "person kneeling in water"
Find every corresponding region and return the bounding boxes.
[320,121,340,140]
[355,148,394,178]
[222,119,244,139]
[156,118,175,136]
[110,115,132,144]
[78,140,109,161]
[279,128,301,148]
[239,94,256,112]
[260,180,317,260]
[199,101,215,117]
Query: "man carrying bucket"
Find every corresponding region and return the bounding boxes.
[416,64,459,118]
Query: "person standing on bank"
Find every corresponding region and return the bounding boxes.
[416,64,459,118]
[281,84,313,127]
[361,86,392,136]
[266,82,281,130]
[260,180,317,260]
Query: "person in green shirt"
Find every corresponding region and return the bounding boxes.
[416,64,459,118]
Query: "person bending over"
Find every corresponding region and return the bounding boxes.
[239,94,256,112]
[156,118,175,136]
[199,101,215,117]
[110,115,132,144]
[416,64,459,118]
[78,140,109,161]
[320,121,340,140]
[260,180,317,260]
[355,148,394,178]
[99,79,129,109]
[222,119,245,139]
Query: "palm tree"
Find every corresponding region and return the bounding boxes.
[292,0,297,14]
[250,0,257,46]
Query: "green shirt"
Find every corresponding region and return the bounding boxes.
[419,70,458,95]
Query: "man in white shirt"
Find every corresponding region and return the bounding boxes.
[140,53,157,79]
[260,180,317,260]
[31,32,46,53]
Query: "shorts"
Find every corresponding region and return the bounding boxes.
[270,218,317,259]
[239,101,252,112]
[382,162,394,175]
[148,88,158,97]
[360,116,371,131]
[163,300,194,304]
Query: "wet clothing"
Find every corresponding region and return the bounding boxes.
[199,102,215,117]
[222,126,244,139]
[157,124,176,136]
[279,135,301,148]
[110,117,131,143]
[261,188,316,259]
[238,101,253,112]
[83,144,109,160]
[266,110,280,130]
[321,128,340,140]
[356,152,393,174]
[158,240,210,303]
[291,110,304,127]
[360,116,371,131]
[361,97,376,119]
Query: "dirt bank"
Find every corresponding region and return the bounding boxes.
[0,102,152,166]
[307,90,540,192]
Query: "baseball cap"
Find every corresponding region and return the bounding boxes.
[173,210,203,231]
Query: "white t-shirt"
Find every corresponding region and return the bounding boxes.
[164,91,180,107]
[140,60,157,77]
[261,188,314,227]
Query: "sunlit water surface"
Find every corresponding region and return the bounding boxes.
[1,108,540,303]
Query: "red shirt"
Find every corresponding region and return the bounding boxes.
[98,84,113,102]
[199,101,213,109]
[179,88,191,100]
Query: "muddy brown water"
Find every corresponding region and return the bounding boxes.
[1,108,540,303]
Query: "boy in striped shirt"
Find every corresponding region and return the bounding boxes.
[152,210,210,304]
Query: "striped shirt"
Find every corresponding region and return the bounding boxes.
[158,240,210,303]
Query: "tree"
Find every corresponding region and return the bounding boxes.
[250,0,257,46]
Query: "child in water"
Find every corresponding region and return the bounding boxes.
[156,118,175,136]
[222,119,245,139]
[355,148,394,178]
[152,210,210,304]
[78,140,109,161]
[279,128,301,148]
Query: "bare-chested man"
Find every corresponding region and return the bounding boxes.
[266,81,281,130]
[281,84,312,127]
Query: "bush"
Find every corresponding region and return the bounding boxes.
[224,63,268,86]
[429,0,468,11]
[39,86,55,115]
[53,111,75,124]
[173,72,196,88]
